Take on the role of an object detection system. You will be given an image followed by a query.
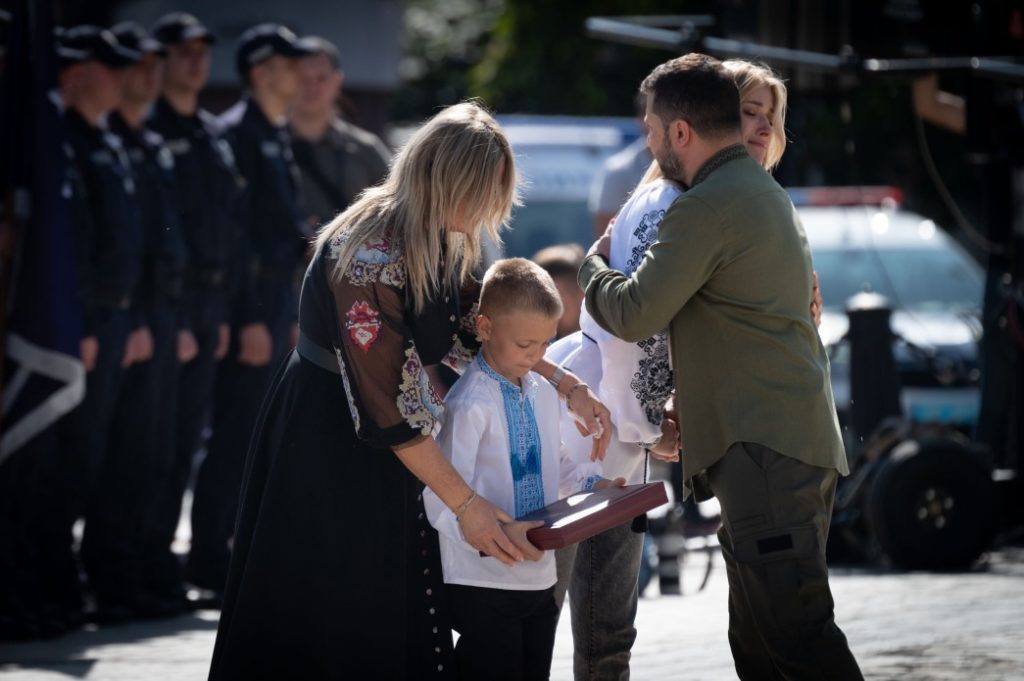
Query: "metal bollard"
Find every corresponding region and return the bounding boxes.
[846,291,902,444]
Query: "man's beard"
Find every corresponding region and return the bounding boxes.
[653,133,685,184]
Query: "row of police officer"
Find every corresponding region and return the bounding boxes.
[1,13,389,638]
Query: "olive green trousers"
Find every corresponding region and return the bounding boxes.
[707,441,863,681]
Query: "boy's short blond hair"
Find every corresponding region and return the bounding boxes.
[479,257,563,319]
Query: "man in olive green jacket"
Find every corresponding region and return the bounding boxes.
[580,53,863,680]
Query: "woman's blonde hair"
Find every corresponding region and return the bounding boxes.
[314,101,520,312]
[722,59,788,171]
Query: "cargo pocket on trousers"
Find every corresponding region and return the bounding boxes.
[733,523,835,636]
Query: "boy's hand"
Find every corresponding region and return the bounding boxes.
[592,477,626,491]
[501,520,546,562]
[650,417,680,463]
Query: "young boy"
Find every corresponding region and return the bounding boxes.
[424,258,620,681]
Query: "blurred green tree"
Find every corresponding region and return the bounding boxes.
[469,0,671,115]
[395,0,676,119]
[393,0,505,120]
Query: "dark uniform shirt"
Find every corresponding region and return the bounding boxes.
[147,97,244,325]
[291,118,391,228]
[219,99,309,326]
[63,106,143,334]
[108,111,186,328]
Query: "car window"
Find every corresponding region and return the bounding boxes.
[813,247,983,312]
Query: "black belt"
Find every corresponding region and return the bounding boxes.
[296,332,341,375]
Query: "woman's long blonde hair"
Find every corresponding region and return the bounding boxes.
[722,59,788,171]
[314,101,520,312]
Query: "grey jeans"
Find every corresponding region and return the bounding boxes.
[708,442,863,681]
[554,521,645,681]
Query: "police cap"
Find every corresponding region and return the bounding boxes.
[151,12,215,46]
[57,25,141,69]
[295,35,340,70]
[111,21,166,57]
[235,23,314,77]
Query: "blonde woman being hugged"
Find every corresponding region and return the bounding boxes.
[208,102,611,681]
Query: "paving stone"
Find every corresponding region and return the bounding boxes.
[1,549,1022,680]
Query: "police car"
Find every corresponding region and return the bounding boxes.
[796,188,994,570]
[795,187,985,438]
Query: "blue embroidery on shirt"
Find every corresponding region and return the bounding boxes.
[476,355,545,518]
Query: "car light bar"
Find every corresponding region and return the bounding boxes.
[788,186,904,207]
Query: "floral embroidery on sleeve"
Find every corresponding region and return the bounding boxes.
[631,333,673,429]
[626,207,674,428]
[329,230,407,288]
[397,342,445,435]
[345,300,382,353]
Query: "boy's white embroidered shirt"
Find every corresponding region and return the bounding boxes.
[424,358,600,591]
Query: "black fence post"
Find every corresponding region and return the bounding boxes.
[846,292,902,444]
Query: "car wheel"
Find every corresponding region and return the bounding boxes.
[866,437,995,570]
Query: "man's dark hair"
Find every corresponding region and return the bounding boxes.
[640,53,741,140]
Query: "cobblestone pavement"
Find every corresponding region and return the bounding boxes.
[2,548,1022,680]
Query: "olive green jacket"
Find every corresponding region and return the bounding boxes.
[579,144,848,486]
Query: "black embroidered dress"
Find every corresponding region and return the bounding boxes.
[208,231,478,680]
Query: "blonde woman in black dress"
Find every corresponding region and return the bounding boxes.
[208,101,611,681]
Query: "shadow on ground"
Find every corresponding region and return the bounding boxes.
[0,611,219,676]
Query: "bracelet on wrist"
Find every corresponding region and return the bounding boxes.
[455,490,477,523]
[547,364,567,390]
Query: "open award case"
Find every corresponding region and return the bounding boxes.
[521,482,669,550]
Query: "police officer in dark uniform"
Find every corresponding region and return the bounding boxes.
[187,24,313,595]
[76,22,187,621]
[56,25,144,622]
[145,12,242,608]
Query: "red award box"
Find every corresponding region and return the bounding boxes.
[520,482,668,550]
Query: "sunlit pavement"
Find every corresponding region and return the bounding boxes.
[2,547,1022,680]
